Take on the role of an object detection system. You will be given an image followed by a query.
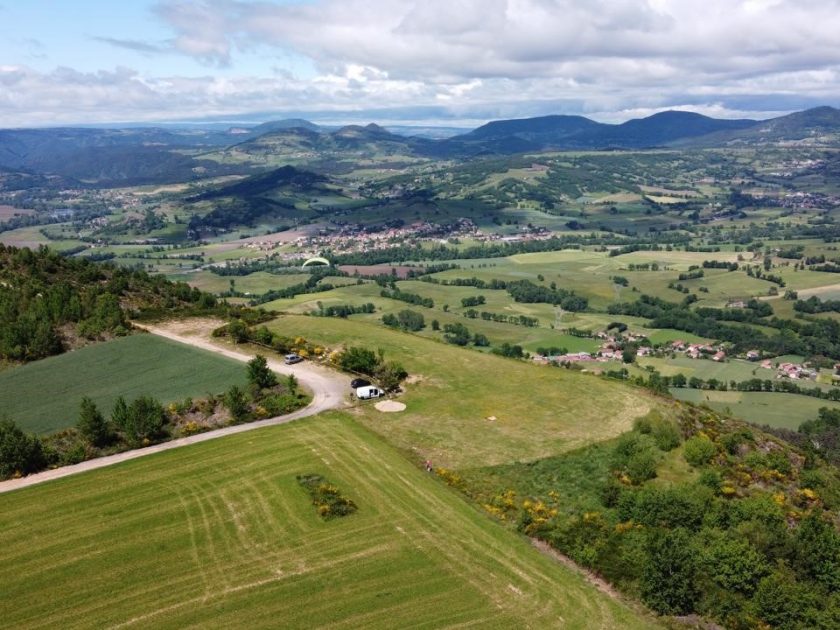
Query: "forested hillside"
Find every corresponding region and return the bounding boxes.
[0,245,219,362]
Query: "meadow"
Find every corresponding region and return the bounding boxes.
[0,414,656,629]
[669,388,840,429]
[0,334,247,434]
[266,314,663,469]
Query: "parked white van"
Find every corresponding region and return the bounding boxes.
[355,385,382,400]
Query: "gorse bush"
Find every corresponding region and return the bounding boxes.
[296,474,357,519]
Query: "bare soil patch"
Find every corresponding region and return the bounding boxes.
[0,205,34,220]
[375,400,406,412]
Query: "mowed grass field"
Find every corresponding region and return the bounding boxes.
[0,334,247,434]
[0,415,657,629]
[267,314,663,469]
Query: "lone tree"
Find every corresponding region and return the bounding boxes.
[77,396,111,447]
[247,355,277,389]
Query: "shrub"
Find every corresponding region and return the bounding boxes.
[260,393,299,416]
[635,413,682,451]
[684,434,717,467]
[296,473,357,519]
[0,418,46,479]
[703,537,769,594]
[627,450,658,485]
[224,385,249,423]
[641,528,699,615]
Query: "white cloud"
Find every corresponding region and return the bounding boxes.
[3,1,840,126]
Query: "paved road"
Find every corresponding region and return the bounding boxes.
[0,326,350,495]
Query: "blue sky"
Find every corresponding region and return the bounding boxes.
[1,1,839,127]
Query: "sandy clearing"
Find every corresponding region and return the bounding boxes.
[0,324,350,494]
[375,400,406,412]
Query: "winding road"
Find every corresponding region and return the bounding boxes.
[0,324,350,495]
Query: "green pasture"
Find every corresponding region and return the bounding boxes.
[669,389,840,429]
[0,415,657,629]
[266,314,662,469]
[0,334,247,434]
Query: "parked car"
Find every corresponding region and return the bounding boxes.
[355,385,382,400]
[284,353,303,365]
[350,378,371,389]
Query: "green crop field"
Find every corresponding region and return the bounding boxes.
[0,334,247,434]
[266,314,663,469]
[0,415,657,629]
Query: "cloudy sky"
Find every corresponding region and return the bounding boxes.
[1,0,838,128]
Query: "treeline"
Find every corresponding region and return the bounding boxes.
[380,288,434,308]
[420,276,509,290]
[252,267,345,304]
[463,310,539,327]
[795,296,840,314]
[0,244,219,362]
[315,303,375,318]
[506,279,588,311]
[702,260,739,271]
[383,309,425,332]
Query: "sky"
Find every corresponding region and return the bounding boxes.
[1,0,839,128]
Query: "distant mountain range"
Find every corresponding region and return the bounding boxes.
[0,107,839,184]
[437,107,840,154]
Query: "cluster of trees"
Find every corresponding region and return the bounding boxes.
[336,346,407,392]
[379,288,433,308]
[463,310,538,327]
[315,302,375,318]
[795,296,840,314]
[678,268,704,281]
[491,342,526,359]
[382,309,425,332]
[430,276,508,290]
[745,265,785,286]
[460,295,485,307]
[0,245,219,362]
[505,280,588,311]
[702,260,739,271]
[441,322,488,347]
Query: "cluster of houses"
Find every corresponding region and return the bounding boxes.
[669,340,727,362]
[774,361,819,381]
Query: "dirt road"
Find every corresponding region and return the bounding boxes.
[0,324,350,495]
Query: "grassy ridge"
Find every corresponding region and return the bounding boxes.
[0,414,657,629]
[0,334,247,434]
[267,314,663,468]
